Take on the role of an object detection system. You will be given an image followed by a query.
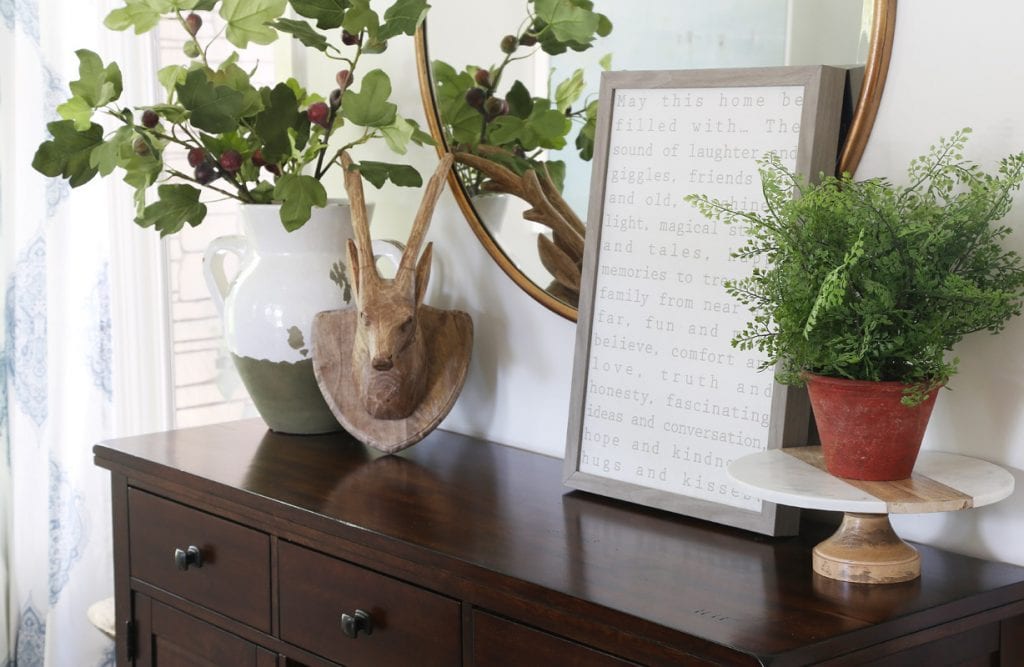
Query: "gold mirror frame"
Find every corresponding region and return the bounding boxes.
[416,0,897,322]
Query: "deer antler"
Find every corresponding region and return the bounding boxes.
[452,148,584,302]
[400,153,455,277]
[454,152,585,260]
[340,151,378,290]
[473,145,586,239]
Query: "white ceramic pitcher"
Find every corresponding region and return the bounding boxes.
[203,200,399,434]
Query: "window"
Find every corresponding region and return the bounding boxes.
[156,15,283,427]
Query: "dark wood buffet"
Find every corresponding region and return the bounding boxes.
[94,419,1024,665]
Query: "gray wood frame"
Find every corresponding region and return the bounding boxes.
[564,66,846,536]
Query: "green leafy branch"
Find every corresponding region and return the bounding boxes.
[431,0,611,197]
[32,0,435,235]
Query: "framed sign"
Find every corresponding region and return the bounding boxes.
[564,66,845,535]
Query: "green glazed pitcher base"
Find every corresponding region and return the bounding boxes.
[231,354,342,435]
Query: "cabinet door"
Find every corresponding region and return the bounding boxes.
[132,593,276,666]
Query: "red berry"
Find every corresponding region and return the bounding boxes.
[341,30,360,46]
[335,69,352,92]
[185,12,202,36]
[465,88,485,110]
[252,149,280,175]
[474,69,491,88]
[194,162,218,184]
[500,35,518,54]
[133,138,150,156]
[307,102,330,128]
[187,147,206,168]
[519,33,538,47]
[483,97,507,118]
[141,109,159,128]
[219,149,242,173]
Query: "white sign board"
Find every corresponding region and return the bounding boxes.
[565,67,845,535]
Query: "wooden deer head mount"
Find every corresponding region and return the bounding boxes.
[311,152,473,454]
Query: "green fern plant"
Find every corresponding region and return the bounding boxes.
[686,129,1024,404]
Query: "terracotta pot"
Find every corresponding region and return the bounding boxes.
[803,374,940,481]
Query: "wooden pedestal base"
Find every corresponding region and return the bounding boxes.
[729,448,1015,585]
[813,513,920,584]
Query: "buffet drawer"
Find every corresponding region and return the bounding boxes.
[473,611,638,666]
[278,540,461,667]
[127,488,271,632]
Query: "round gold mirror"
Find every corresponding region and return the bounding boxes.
[417,0,896,321]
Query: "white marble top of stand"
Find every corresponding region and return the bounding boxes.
[727,447,1015,514]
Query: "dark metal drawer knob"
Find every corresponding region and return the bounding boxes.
[341,609,373,638]
[173,545,203,571]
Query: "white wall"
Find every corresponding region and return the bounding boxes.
[858,1,1024,567]
[307,0,1024,566]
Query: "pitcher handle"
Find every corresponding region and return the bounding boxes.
[371,239,405,274]
[203,235,250,316]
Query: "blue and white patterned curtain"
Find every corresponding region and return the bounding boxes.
[1,1,159,664]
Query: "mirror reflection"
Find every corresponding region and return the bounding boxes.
[422,0,877,313]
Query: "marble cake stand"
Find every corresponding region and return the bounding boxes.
[728,447,1015,584]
